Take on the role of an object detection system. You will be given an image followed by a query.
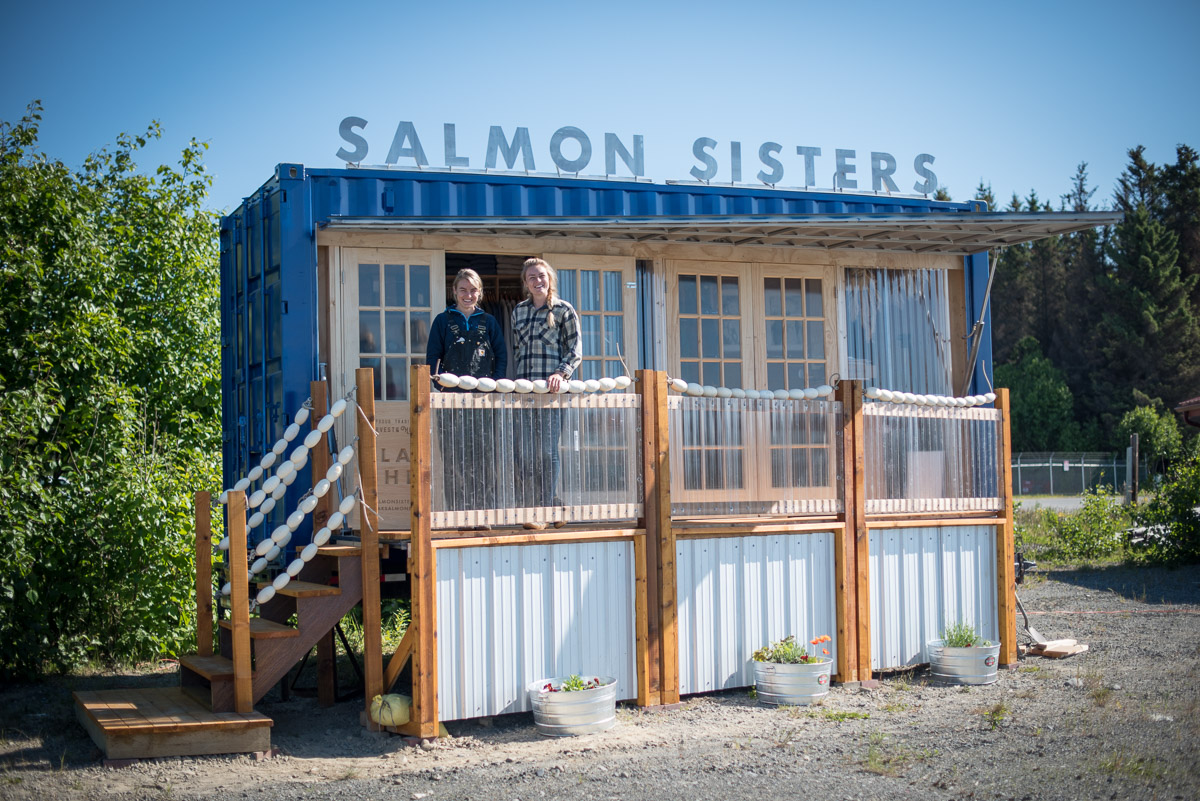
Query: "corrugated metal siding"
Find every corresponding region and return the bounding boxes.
[304,167,972,223]
[868,526,998,670]
[676,533,837,695]
[436,541,637,721]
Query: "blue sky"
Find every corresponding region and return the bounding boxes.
[3,0,1197,215]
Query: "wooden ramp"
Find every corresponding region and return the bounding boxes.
[74,687,272,760]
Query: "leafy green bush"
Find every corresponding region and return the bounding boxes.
[0,104,219,679]
[1014,489,1129,565]
[941,621,990,647]
[1131,450,1200,564]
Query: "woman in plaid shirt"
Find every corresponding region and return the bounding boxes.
[512,258,583,526]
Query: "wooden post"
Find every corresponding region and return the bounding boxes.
[834,382,860,683]
[652,371,679,705]
[848,381,871,681]
[402,364,440,738]
[195,491,213,658]
[227,491,253,714]
[310,382,336,708]
[636,369,661,706]
[356,368,384,729]
[995,388,1017,666]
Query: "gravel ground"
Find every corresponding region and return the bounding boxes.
[2,564,1198,801]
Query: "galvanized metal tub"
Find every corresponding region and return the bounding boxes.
[753,659,832,706]
[527,676,617,736]
[926,639,1001,685]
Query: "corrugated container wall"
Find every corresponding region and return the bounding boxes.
[220,164,994,511]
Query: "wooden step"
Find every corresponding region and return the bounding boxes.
[74,687,271,760]
[258,580,341,598]
[179,654,237,680]
[218,618,299,639]
[315,544,362,557]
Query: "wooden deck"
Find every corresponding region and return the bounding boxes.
[74,687,272,760]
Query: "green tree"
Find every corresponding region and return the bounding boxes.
[989,193,1036,363]
[1092,197,1200,427]
[1116,404,1183,472]
[1159,145,1200,309]
[994,336,1082,451]
[0,103,220,679]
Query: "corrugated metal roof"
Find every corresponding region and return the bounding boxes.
[320,212,1118,255]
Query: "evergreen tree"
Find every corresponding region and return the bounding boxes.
[1093,198,1200,430]
[1025,190,1067,363]
[989,193,1035,363]
[1159,145,1200,309]
[994,336,1082,451]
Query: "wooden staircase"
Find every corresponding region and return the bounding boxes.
[179,545,366,711]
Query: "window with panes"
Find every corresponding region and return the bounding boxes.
[558,267,628,379]
[357,262,432,401]
[677,274,742,388]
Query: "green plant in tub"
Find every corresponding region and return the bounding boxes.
[941,621,991,648]
[753,634,832,663]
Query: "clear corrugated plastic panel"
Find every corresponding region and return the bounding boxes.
[844,267,953,394]
[863,404,1002,513]
[668,397,844,517]
[429,392,642,528]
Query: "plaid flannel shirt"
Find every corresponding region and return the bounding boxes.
[511,297,583,381]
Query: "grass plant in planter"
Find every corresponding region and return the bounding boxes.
[927,621,1001,685]
[527,674,617,736]
[752,634,833,706]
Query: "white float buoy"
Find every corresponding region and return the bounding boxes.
[326,462,343,483]
[256,586,276,605]
[234,477,251,493]
[313,478,331,498]
[247,511,265,530]
[313,526,332,546]
[744,389,761,400]
[327,511,345,531]
[274,529,292,549]
[286,558,304,578]
[287,510,305,531]
[514,379,534,393]
[338,496,356,515]
[260,451,277,470]
[247,466,263,483]
[458,375,479,391]
[438,373,461,388]
[865,387,881,399]
[568,380,587,393]
[532,379,549,394]
[984,392,997,404]
[685,383,704,397]
[716,386,733,399]
[816,384,834,397]
[877,389,894,402]
[803,388,819,400]
[282,470,298,486]
[317,414,335,433]
[303,429,322,449]
[496,378,516,392]
[730,388,747,399]
[337,446,354,466]
[219,490,229,505]
[294,407,310,426]
[476,377,497,392]
[255,538,274,557]
[702,385,719,398]
[284,423,301,442]
[218,536,230,551]
[272,439,288,456]
[598,377,617,392]
[584,379,601,392]
[669,378,689,393]
[271,482,288,500]
[248,489,266,508]
[300,495,318,514]
[330,398,348,418]
[290,445,310,466]
[265,545,280,561]
[270,525,290,544]
[301,542,318,562]
[788,388,806,401]
[614,375,633,389]
[773,389,791,401]
[251,557,268,574]
[272,573,290,591]
[276,460,295,480]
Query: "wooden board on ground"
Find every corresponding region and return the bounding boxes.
[74,687,272,759]
[1038,643,1089,658]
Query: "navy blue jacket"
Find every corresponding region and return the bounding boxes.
[426,306,507,380]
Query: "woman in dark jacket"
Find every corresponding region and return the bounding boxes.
[426,269,507,520]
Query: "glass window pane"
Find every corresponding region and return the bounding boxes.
[605,315,623,356]
[787,361,804,389]
[410,311,430,354]
[681,361,700,384]
[809,362,826,386]
[679,275,696,315]
[359,263,380,307]
[680,318,699,359]
[386,358,408,401]
[764,277,782,317]
[384,311,406,353]
[384,264,405,307]
[409,264,430,307]
[785,278,805,317]
[605,360,623,378]
[724,362,741,389]
[721,277,739,315]
[580,270,601,312]
[700,276,719,315]
[702,361,720,385]
[767,362,785,390]
[559,269,576,306]
[722,319,740,359]
[581,315,602,356]
[360,356,382,400]
[786,320,805,359]
[806,279,823,318]
[807,321,825,359]
[360,311,381,353]
[701,318,719,357]
[766,320,784,359]
[580,360,600,380]
[604,271,623,311]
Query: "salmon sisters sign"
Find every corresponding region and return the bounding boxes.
[335,118,939,194]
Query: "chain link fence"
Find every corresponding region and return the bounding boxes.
[1012,452,1151,497]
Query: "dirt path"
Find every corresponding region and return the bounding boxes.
[2,564,1198,801]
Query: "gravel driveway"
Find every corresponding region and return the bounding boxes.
[2,564,1198,801]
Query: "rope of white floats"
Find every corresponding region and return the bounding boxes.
[864,387,996,407]
[213,395,359,607]
[435,373,633,392]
